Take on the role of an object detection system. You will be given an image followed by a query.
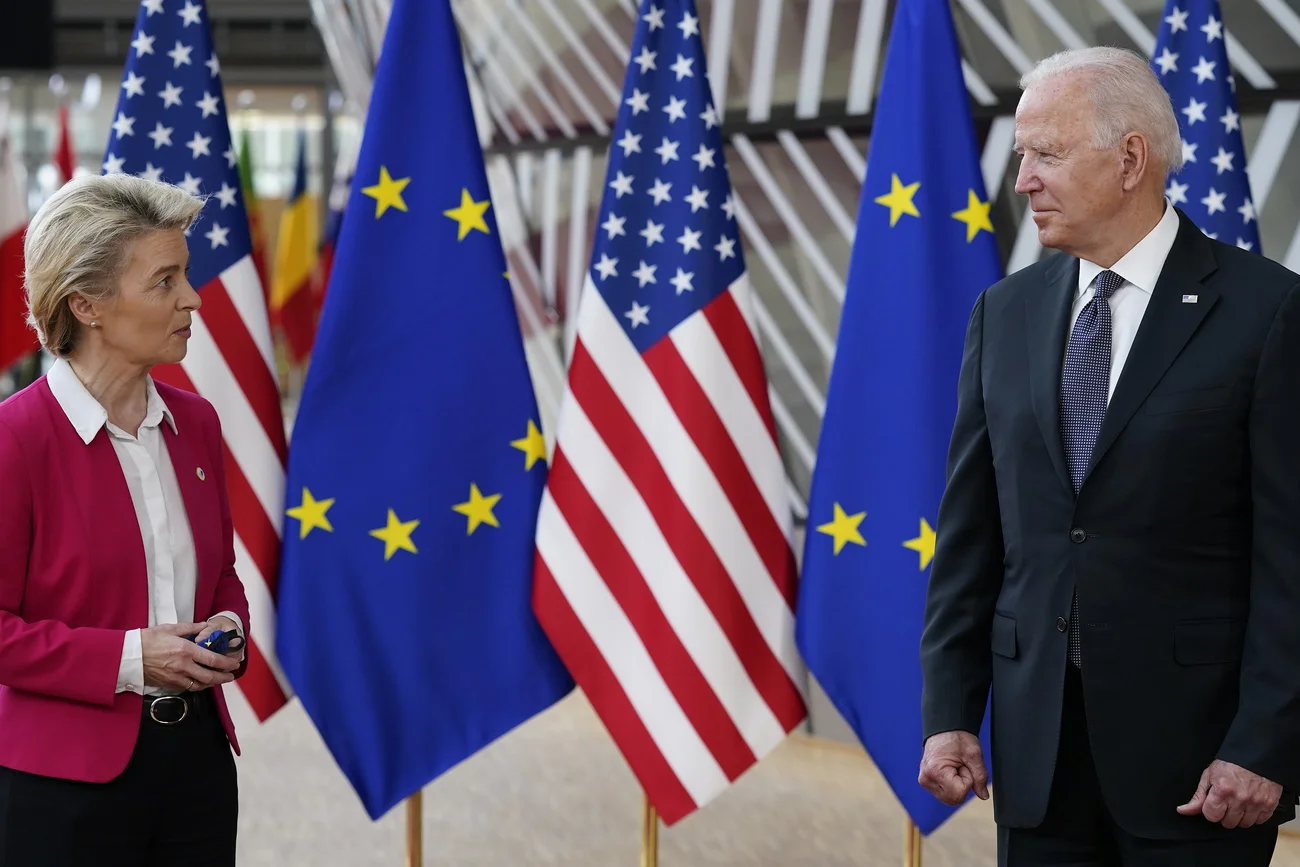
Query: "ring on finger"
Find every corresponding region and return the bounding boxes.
[187,678,196,691]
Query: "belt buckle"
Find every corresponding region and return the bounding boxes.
[148,694,189,725]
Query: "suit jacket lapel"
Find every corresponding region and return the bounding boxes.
[1084,211,1220,485]
[1027,253,1077,495]
[38,382,149,623]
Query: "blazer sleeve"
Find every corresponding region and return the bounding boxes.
[1218,279,1300,791]
[0,421,123,707]
[202,402,251,679]
[919,291,1005,740]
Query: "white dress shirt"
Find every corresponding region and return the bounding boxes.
[1071,199,1181,402]
[47,359,243,696]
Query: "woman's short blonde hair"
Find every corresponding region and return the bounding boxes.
[24,173,205,357]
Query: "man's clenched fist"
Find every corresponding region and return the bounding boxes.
[919,730,990,806]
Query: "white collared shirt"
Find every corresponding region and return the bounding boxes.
[1071,199,1181,402]
[47,359,243,696]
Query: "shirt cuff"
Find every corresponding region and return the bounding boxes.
[117,629,144,695]
[212,611,246,662]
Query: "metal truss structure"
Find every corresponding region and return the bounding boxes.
[310,0,1300,525]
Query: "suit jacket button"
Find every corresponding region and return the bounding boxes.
[1056,616,1068,632]
[1070,528,1086,543]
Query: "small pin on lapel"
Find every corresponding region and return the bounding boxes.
[1182,294,1199,304]
[196,467,206,481]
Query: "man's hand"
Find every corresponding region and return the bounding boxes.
[919,730,990,806]
[141,623,240,692]
[1177,760,1282,828]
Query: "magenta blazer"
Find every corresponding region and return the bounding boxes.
[0,375,249,782]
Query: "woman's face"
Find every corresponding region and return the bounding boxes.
[94,228,200,367]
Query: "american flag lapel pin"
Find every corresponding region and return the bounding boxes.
[1182,294,1198,304]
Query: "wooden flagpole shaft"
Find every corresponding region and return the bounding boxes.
[902,818,922,867]
[406,791,423,867]
[640,792,659,867]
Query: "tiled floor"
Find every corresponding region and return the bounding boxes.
[234,691,1300,865]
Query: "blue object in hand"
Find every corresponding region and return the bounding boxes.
[192,629,243,655]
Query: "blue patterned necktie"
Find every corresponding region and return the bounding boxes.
[1061,269,1123,667]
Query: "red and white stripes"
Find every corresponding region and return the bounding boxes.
[534,273,805,825]
[153,254,289,720]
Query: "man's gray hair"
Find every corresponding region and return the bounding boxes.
[24,172,204,357]
[1020,46,1184,174]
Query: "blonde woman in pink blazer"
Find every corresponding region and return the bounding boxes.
[0,173,249,865]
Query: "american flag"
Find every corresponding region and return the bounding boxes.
[532,0,806,825]
[104,0,289,720]
[1153,0,1261,252]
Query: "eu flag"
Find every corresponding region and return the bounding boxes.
[276,0,573,819]
[795,0,1002,835]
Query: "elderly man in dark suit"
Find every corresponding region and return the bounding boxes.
[917,45,1300,866]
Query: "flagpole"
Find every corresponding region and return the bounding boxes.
[405,791,423,867]
[640,792,659,867]
[903,818,922,867]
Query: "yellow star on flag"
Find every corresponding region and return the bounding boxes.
[285,488,334,540]
[362,166,410,218]
[511,420,547,470]
[817,503,867,555]
[903,518,937,570]
[951,189,994,242]
[874,174,921,227]
[443,188,492,241]
[453,483,502,535]
[370,509,420,561]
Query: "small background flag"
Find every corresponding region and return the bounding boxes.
[795,0,1001,836]
[55,103,77,185]
[238,127,270,297]
[270,129,319,364]
[106,0,289,721]
[314,146,353,321]
[276,0,573,820]
[0,100,34,374]
[532,0,806,827]
[1153,0,1260,252]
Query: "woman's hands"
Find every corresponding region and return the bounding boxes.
[141,622,239,692]
[194,615,243,660]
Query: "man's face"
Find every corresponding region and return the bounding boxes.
[1014,74,1127,258]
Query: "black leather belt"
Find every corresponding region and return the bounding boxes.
[142,690,211,726]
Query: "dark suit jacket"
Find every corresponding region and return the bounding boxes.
[920,208,1300,839]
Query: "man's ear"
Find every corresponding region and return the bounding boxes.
[1120,132,1151,192]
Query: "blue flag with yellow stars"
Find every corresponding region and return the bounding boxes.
[276,0,573,820]
[795,0,1002,835]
